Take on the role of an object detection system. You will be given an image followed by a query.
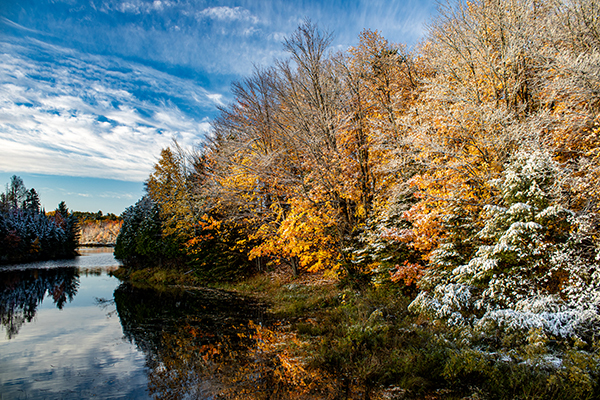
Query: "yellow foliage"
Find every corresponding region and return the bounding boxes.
[249,197,341,273]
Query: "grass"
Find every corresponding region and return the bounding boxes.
[225,275,600,399]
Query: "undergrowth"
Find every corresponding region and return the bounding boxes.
[115,267,600,399]
[226,274,600,400]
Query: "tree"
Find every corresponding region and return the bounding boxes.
[203,21,354,276]
[23,189,40,213]
[410,149,600,339]
[145,144,200,247]
[52,201,79,258]
[0,176,80,263]
[115,196,170,266]
[1,175,27,212]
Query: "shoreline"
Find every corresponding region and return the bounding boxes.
[111,263,600,399]
[78,243,116,248]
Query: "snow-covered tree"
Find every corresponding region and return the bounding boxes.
[114,195,180,267]
[410,149,600,340]
[0,177,79,263]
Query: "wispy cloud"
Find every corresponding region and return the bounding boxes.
[0,0,437,192]
[197,6,260,24]
[98,191,138,199]
[0,37,218,181]
[0,17,50,36]
[99,0,177,14]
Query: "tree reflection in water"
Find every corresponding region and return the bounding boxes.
[0,267,79,339]
[113,283,332,399]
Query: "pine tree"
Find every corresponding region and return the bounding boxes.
[23,189,40,213]
[5,176,27,211]
[410,150,600,339]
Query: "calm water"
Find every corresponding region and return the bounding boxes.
[0,248,267,400]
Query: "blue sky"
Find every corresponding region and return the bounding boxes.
[0,0,437,214]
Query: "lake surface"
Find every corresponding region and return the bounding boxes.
[0,248,267,400]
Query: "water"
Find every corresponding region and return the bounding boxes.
[0,248,267,400]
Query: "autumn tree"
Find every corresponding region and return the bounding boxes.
[399,0,566,266]
[337,30,426,281]
[146,144,197,240]
[118,2,599,296]
[200,23,425,278]
[203,22,353,276]
[403,0,600,341]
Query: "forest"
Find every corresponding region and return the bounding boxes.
[114,0,600,398]
[0,176,79,264]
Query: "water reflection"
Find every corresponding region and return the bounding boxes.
[0,249,148,400]
[113,282,278,399]
[0,267,79,339]
[113,283,328,399]
[0,249,322,399]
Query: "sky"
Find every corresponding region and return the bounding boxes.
[0,0,437,215]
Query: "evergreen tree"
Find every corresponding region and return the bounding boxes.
[410,150,600,339]
[54,201,79,258]
[6,175,27,211]
[23,189,40,213]
[115,196,179,267]
[0,177,79,263]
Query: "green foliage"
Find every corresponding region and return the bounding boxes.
[310,285,446,396]
[219,275,600,399]
[439,343,600,399]
[183,217,256,282]
[114,196,181,267]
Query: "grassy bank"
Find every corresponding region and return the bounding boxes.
[113,266,600,399]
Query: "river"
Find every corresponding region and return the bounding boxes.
[0,247,267,400]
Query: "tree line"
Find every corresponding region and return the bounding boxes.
[117,0,600,340]
[0,176,79,263]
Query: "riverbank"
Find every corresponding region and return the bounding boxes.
[113,266,600,400]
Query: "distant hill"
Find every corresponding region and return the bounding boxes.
[75,211,122,246]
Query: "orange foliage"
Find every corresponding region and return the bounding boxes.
[390,261,424,286]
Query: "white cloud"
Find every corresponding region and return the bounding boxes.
[0,38,218,182]
[1,17,49,36]
[98,0,176,14]
[197,6,260,24]
[98,191,137,199]
[206,93,225,106]
[268,32,287,42]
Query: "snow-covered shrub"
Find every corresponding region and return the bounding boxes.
[410,149,600,340]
